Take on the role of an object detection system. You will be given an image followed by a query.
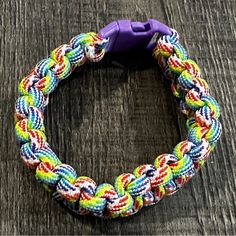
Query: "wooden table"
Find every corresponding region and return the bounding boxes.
[1,0,235,235]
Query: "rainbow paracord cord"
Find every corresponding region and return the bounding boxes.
[15,21,222,218]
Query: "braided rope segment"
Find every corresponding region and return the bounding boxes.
[15,29,221,218]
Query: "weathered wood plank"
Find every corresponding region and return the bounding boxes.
[163,1,236,235]
[0,0,235,235]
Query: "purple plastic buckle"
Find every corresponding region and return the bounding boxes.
[98,19,172,52]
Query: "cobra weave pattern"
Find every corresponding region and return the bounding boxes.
[15,29,221,218]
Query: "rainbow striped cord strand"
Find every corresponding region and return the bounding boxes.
[15,29,222,218]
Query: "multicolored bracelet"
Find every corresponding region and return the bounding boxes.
[15,19,222,218]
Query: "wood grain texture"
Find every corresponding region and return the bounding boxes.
[0,0,235,235]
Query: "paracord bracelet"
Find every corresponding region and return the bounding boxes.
[15,19,222,218]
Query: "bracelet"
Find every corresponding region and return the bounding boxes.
[15,19,222,218]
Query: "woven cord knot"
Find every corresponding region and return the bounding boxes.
[15,28,222,218]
